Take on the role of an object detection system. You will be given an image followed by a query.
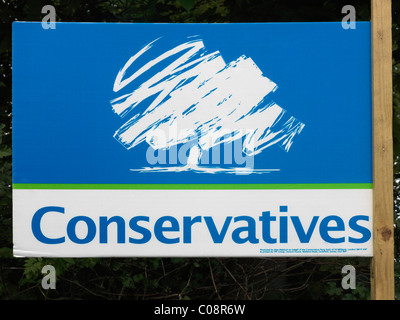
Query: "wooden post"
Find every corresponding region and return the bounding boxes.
[371,0,394,300]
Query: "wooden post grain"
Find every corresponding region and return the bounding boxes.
[371,0,394,300]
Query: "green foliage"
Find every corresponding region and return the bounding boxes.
[177,0,195,12]
[0,0,399,300]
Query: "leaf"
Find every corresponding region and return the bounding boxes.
[151,258,160,269]
[171,258,185,264]
[325,282,341,297]
[121,276,134,288]
[63,258,75,264]
[23,258,44,280]
[0,146,11,158]
[342,293,356,300]
[0,247,12,258]
[178,0,195,11]
[133,273,144,282]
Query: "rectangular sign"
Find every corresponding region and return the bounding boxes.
[12,22,373,257]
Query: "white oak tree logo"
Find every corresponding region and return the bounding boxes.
[111,37,305,174]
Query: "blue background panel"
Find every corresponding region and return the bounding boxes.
[12,22,372,184]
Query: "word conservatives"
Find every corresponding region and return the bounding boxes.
[31,206,371,246]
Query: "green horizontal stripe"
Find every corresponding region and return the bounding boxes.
[13,183,373,190]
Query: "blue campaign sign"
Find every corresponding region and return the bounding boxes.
[12,22,373,257]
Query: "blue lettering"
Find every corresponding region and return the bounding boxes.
[30,206,372,247]
[99,216,125,243]
[348,215,371,243]
[154,216,180,244]
[279,206,288,243]
[183,216,202,243]
[291,216,319,243]
[319,215,345,243]
[67,216,96,244]
[31,206,65,244]
[259,211,276,243]
[129,216,151,244]
[279,216,288,243]
[232,216,259,244]
[204,216,232,243]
